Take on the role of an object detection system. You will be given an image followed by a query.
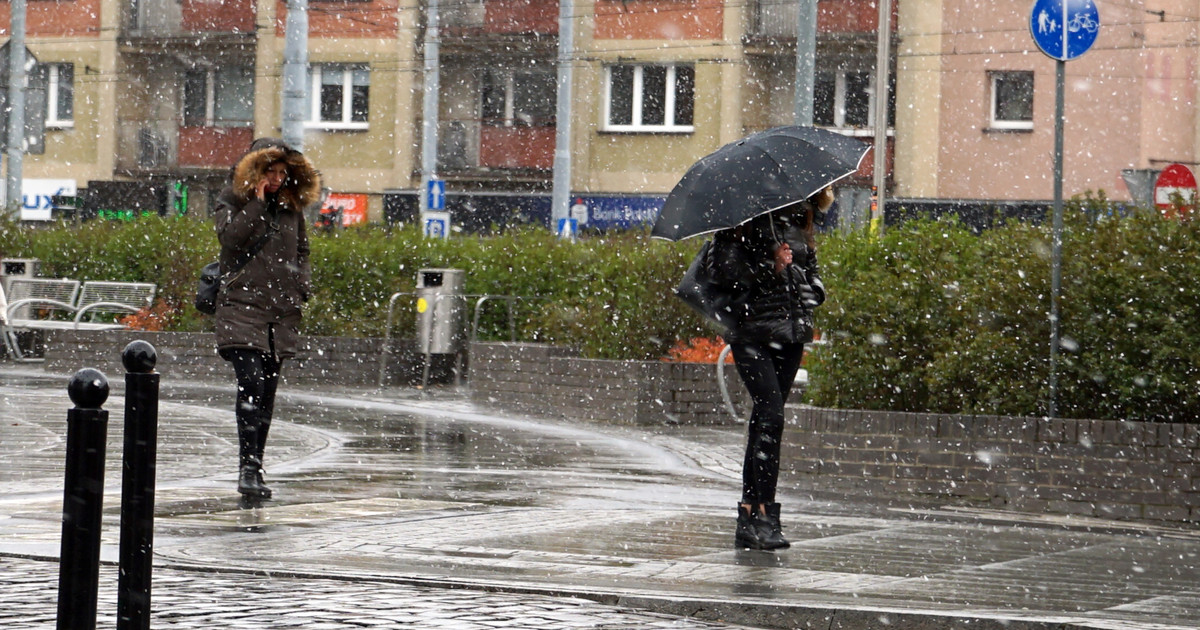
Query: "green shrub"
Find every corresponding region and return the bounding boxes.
[0,216,706,361]
[807,199,1200,422]
[5,202,1197,421]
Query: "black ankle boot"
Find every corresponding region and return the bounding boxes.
[237,457,269,498]
[255,467,273,499]
[735,504,789,550]
[761,502,790,549]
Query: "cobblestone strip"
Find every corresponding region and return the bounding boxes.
[0,556,760,630]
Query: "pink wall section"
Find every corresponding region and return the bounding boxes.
[924,1,1198,202]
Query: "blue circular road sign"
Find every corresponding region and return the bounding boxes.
[1030,0,1100,61]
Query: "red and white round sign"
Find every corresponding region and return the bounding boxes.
[1154,163,1197,218]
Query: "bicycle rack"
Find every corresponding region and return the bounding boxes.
[715,343,742,423]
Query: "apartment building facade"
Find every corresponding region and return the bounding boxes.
[2,0,890,228]
[894,0,1200,208]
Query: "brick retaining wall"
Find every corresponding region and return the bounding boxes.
[468,342,749,425]
[34,334,1199,523]
[470,341,1199,524]
[782,408,1200,523]
[41,330,449,387]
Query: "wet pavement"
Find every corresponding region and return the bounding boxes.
[2,365,1199,629]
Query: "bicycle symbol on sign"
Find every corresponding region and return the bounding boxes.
[1068,13,1098,33]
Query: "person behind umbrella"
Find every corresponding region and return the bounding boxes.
[213,138,320,499]
[708,186,833,550]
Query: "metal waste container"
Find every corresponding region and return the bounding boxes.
[1,258,39,293]
[415,268,465,354]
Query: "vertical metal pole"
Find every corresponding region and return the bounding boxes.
[116,342,160,630]
[5,0,27,214]
[550,0,576,235]
[420,0,440,216]
[281,0,309,151]
[871,0,891,236]
[57,368,110,630]
[794,0,817,125]
[1048,59,1065,418]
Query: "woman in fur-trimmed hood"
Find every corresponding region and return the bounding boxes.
[212,137,321,500]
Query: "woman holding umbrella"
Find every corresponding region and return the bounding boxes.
[709,187,833,550]
[652,125,867,550]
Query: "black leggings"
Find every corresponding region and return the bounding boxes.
[730,340,805,505]
[223,347,281,466]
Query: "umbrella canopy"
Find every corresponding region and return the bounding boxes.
[651,126,871,241]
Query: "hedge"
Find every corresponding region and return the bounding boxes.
[807,196,1200,423]
[3,196,1197,422]
[0,217,709,361]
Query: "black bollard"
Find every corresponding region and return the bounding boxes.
[57,368,110,630]
[117,341,159,630]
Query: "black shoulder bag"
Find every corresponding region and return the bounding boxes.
[194,226,277,315]
[674,239,738,331]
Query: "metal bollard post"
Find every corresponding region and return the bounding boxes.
[117,341,159,630]
[56,368,110,630]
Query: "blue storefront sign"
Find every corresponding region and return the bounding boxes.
[573,195,665,231]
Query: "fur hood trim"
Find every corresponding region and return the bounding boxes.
[231,143,321,211]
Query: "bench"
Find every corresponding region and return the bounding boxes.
[2,278,157,361]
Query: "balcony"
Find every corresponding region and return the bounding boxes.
[746,0,887,42]
[443,0,558,38]
[116,121,253,174]
[121,0,256,47]
[438,120,554,184]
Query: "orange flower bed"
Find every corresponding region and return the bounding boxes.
[117,301,174,332]
[663,336,733,364]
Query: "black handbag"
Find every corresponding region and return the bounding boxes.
[194,227,277,315]
[194,261,223,315]
[674,240,737,330]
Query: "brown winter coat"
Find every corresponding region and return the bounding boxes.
[213,140,321,359]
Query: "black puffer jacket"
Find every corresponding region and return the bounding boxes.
[708,208,824,346]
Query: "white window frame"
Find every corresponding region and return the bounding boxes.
[305,63,370,131]
[482,68,556,128]
[46,63,74,129]
[989,70,1034,131]
[183,66,254,128]
[602,63,694,133]
[815,69,875,136]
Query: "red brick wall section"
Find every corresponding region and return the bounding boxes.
[0,0,101,37]
[183,0,256,32]
[594,0,723,40]
[279,0,399,38]
[485,0,558,35]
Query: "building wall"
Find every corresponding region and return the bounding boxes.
[5,0,117,193]
[577,0,746,196]
[895,0,1200,203]
[257,0,421,222]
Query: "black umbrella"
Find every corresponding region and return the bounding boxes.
[651,126,870,241]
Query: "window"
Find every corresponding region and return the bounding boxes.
[45,63,74,128]
[307,64,369,129]
[990,71,1034,130]
[604,64,694,132]
[814,70,872,129]
[183,65,254,127]
[481,69,555,127]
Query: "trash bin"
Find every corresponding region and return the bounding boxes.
[1,258,39,293]
[415,268,465,354]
